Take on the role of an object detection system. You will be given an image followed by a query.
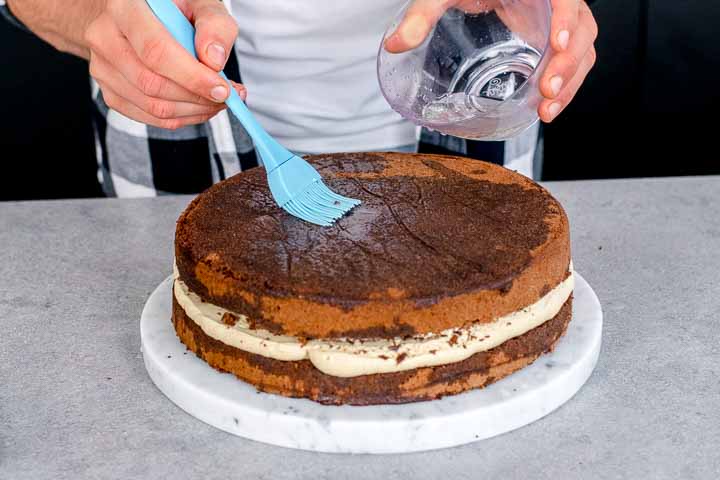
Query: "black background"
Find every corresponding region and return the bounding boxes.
[1,0,718,201]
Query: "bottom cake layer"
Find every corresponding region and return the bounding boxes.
[171,297,573,405]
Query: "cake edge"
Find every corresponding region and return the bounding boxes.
[171,295,573,405]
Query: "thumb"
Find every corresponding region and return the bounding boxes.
[187,0,238,71]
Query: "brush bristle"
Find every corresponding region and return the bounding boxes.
[282,180,360,226]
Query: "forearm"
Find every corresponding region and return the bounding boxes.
[7,0,105,59]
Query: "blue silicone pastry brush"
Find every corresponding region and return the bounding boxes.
[145,0,361,226]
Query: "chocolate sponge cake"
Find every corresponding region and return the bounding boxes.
[173,152,573,405]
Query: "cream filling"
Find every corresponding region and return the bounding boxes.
[173,265,574,378]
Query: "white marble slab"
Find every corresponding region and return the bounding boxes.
[141,273,602,454]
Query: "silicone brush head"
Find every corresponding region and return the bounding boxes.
[283,178,361,227]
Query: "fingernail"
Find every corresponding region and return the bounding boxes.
[550,76,563,97]
[548,102,562,119]
[210,85,228,102]
[557,30,570,50]
[207,43,226,68]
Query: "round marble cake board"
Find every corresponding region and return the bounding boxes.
[141,273,602,454]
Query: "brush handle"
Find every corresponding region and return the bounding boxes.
[145,0,293,171]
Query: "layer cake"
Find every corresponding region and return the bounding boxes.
[173,152,573,405]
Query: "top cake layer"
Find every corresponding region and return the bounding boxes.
[175,152,570,340]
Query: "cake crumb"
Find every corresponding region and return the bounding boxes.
[396,353,408,364]
[379,355,389,360]
[221,312,238,326]
[448,334,459,346]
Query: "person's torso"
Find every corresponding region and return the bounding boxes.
[90,1,539,198]
[229,0,417,153]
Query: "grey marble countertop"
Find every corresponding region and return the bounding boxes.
[2,176,719,479]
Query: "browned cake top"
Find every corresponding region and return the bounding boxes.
[175,152,570,339]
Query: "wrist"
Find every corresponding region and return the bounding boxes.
[6,0,104,59]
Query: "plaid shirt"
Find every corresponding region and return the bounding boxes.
[2,0,542,197]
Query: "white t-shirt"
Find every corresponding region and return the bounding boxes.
[229,0,417,154]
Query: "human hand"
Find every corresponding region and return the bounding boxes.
[384,0,598,123]
[84,0,246,130]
